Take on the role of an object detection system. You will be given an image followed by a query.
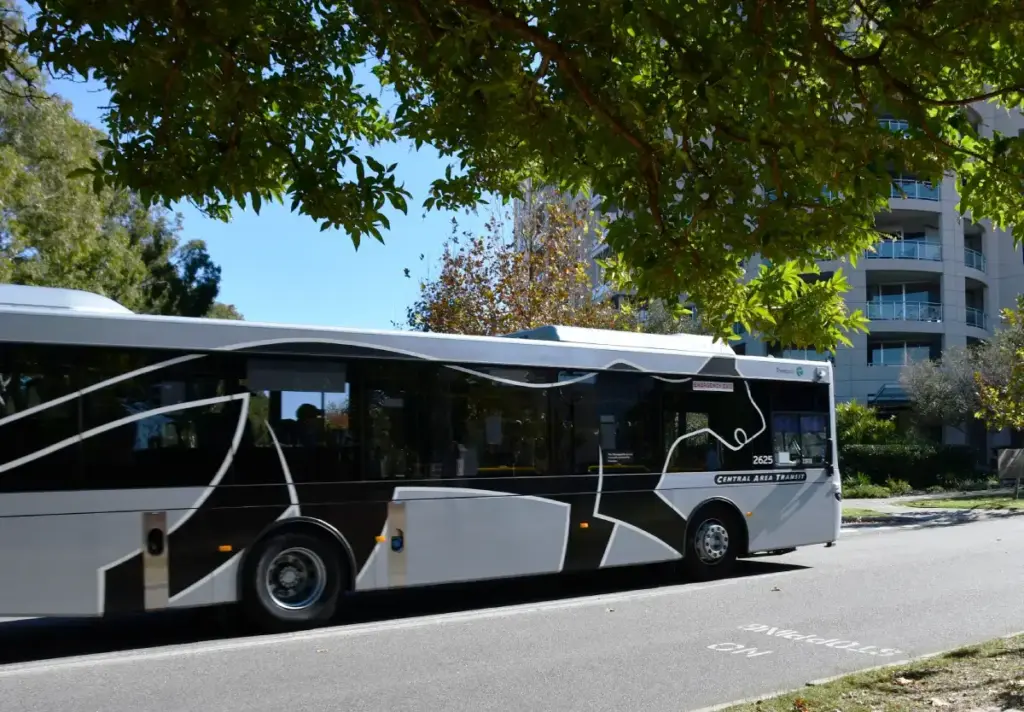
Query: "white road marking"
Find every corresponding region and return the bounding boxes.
[738,624,903,657]
[706,642,773,658]
[0,569,804,678]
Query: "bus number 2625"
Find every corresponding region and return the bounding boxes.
[752,455,774,466]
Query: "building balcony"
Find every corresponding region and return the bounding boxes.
[867,239,942,262]
[964,246,987,272]
[866,301,943,323]
[966,307,987,330]
[891,177,940,202]
[592,282,614,301]
[879,118,911,134]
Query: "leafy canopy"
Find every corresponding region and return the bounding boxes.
[8,0,1024,347]
[975,295,1024,432]
[0,11,242,319]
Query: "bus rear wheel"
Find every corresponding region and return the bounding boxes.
[682,505,741,581]
[243,530,345,632]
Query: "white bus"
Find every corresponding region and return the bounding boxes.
[0,285,842,631]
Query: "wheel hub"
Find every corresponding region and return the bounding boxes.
[695,520,730,564]
[278,566,301,588]
[264,547,327,610]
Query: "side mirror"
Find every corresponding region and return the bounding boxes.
[824,436,835,476]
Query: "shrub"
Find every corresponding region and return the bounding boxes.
[841,472,892,498]
[839,443,976,490]
[926,485,946,494]
[844,483,892,498]
[884,478,913,496]
[837,400,900,446]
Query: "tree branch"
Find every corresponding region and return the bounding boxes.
[453,0,665,230]
[812,0,1024,108]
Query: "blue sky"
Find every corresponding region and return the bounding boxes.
[43,73,496,331]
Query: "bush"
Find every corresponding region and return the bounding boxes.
[839,443,976,490]
[844,483,892,498]
[842,472,892,498]
[884,478,913,496]
[837,401,900,446]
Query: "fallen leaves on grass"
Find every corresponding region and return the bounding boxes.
[727,634,1024,711]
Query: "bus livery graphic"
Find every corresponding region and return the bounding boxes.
[0,286,841,628]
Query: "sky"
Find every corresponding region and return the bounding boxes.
[43,71,496,331]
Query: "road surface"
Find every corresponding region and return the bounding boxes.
[1,517,1022,712]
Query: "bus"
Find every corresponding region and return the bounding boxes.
[0,285,842,631]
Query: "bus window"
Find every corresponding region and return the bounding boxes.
[569,371,658,475]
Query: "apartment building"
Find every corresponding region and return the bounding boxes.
[737,103,1024,453]
[524,102,1024,453]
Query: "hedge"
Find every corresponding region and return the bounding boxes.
[839,443,977,490]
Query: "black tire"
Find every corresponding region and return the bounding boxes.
[242,530,346,633]
[682,504,741,581]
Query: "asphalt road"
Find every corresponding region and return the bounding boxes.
[1,517,1022,712]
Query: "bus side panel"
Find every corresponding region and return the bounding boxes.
[656,470,838,553]
[401,486,569,588]
[349,486,572,591]
[0,488,211,617]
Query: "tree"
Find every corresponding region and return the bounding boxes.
[0,23,149,309]
[0,12,237,318]
[102,191,237,318]
[632,298,705,337]
[901,316,1021,435]
[900,346,985,433]
[975,295,1024,498]
[9,1,1024,349]
[404,195,629,336]
[205,302,244,320]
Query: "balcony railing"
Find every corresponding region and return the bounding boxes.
[867,240,942,261]
[966,307,987,330]
[891,178,940,201]
[879,118,911,133]
[592,282,613,301]
[866,301,944,322]
[964,247,987,272]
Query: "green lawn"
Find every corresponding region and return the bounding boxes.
[904,494,1024,510]
[842,507,889,520]
[721,634,1024,711]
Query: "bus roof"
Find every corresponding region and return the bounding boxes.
[0,284,830,385]
[0,284,133,315]
[502,325,735,356]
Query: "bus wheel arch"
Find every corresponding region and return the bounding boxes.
[237,516,355,631]
[682,498,748,581]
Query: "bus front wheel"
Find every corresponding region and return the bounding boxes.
[682,504,741,581]
[243,530,346,632]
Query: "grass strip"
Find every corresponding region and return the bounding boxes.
[720,633,1024,711]
[903,495,1024,511]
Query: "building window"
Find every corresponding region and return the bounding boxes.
[867,283,942,322]
[768,343,832,362]
[780,347,832,362]
[867,340,937,366]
